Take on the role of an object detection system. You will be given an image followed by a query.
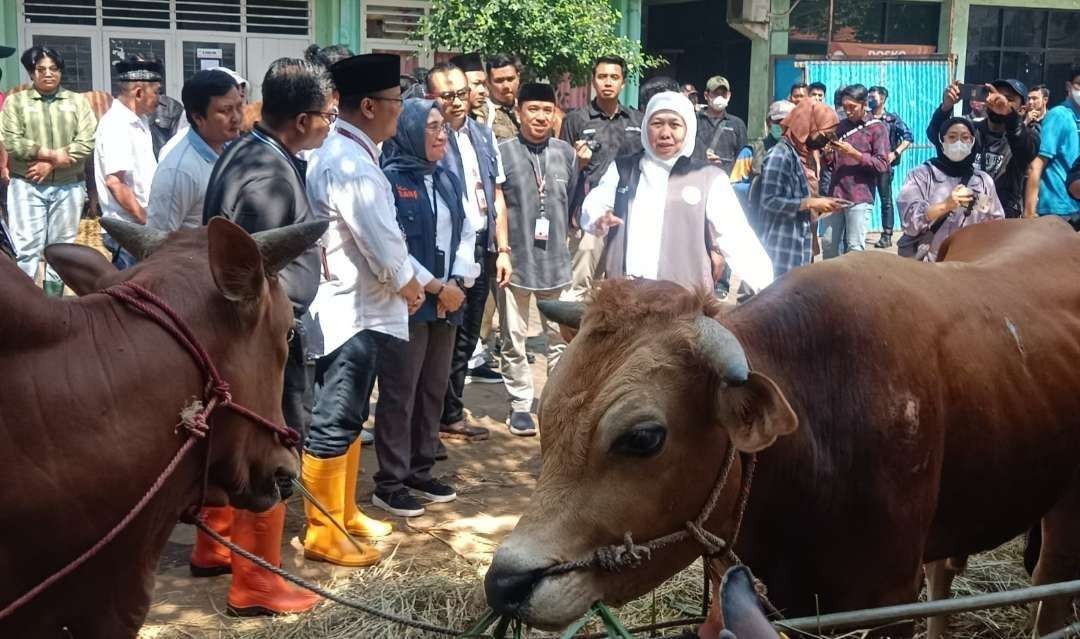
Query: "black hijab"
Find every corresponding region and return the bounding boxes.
[930,116,977,179]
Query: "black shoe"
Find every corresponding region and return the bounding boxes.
[466,364,504,384]
[874,233,893,249]
[405,478,457,503]
[507,411,537,437]
[373,488,425,517]
[526,353,536,364]
[435,439,448,461]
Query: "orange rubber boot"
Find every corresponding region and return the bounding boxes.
[226,504,320,616]
[190,506,233,577]
[344,438,393,540]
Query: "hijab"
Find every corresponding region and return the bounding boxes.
[381,98,462,213]
[780,100,838,194]
[641,91,698,170]
[930,116,978,179]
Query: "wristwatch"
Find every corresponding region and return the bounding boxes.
[452,275,466,289]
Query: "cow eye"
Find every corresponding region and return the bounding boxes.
[610,423,667,457]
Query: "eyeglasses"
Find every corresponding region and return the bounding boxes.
[303,108,339,124]
[434,89,470,103]
[34,65,60,75]
[425,122,450,136]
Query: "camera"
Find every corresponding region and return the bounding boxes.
[583,131,602,152]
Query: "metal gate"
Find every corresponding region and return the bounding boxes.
[796,56,954,233]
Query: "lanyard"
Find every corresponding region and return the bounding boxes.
[529,147,548,219]
[336,126,378,163]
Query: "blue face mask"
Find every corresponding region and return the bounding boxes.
[868,97,881,112]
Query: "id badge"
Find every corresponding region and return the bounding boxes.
[534,218,550,241]
[475,183,489,213]
[433,248,446,278]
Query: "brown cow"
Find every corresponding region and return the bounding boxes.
[0,217,326,638]
[485,217,1080,636]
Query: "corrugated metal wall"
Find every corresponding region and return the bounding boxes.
[804,58,952,232]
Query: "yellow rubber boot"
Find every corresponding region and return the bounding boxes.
[300,451,381,567]
[344,438,393,540]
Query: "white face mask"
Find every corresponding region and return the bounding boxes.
[942,139,974,162]
[710,94,729,111]
[1072,88,1080,107]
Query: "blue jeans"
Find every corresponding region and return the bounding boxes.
[306,330,391,458]
[101,233,138,270]
[819,202,872,259]
[6,178,85,284]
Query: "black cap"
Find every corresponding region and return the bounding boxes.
[0,46,15,59]
[450,53,484,73]
[330,53,400,98]
[991,78,1028,104]
[115,56,163,82]
[518,82,556,104]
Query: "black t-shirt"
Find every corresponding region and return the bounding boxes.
[692,111,748,174]
[560,100,644,189]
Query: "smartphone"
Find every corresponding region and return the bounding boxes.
[832,198,855,208]
[959,83,989,102]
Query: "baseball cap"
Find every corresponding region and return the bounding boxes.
[991,78,1027,104]
[212,66,247,87]
[706,76,730,93]
[768,100,796,123]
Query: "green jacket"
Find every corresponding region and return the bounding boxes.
[0,87,97,186]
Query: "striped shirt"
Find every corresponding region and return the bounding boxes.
[0,87,97,186]
[757,139,813,276]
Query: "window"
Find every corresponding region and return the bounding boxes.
[21,1,309,35]
[176,0,242,32]
[25,0,96,26]
[31,34,95,93]
[966,5,1080,103]
[182,42,238,82]
[108,37,167,96]
[789,0,939,50]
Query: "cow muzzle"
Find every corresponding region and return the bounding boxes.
[484,545,599,630]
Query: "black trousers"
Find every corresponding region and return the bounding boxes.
[877,167,895,233]
[440,241,495,426]
[305,330,389,458]
[282,318,314,442]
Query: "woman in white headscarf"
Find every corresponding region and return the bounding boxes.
[581,91,773,294]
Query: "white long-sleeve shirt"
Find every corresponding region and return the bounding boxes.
[306,120,415,353]
[581,160,775,292]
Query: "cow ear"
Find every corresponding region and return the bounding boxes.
[718,372,798,453]
[44,244,119,296]
[207,217,266,302]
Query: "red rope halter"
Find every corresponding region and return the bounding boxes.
[0,281,300,621]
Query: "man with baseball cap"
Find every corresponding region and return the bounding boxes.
[692,75,748,175]
[929,78,1038,218]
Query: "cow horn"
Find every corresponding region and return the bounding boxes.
[693,315,749,384]
[251,220,330,275]
[537,299,585,329]
[99,217,168,260]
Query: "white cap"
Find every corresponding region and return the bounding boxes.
[211,66,247,87]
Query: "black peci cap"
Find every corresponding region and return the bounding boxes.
[330,53,400,98]
[518,82,556,104]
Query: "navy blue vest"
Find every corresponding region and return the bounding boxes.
[441,119,500,252]
[382,168,467,325]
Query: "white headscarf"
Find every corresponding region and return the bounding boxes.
[641,91,698,169]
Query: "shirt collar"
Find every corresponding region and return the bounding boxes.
[589,98,628,120]
[186,128,220,163]
[29,87,67,101]
[113,99,144,125]
[336,119,380,160]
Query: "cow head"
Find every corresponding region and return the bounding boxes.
[46,217,327,513]
[483,279,797,630]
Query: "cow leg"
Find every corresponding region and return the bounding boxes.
[925,556,967,639]
[1033,482,1080,635]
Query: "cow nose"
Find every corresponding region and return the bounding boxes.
[484,562,542,615]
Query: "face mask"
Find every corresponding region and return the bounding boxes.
[987,110,1009,124]
[942,140,974,162]
[769,123,783,139]
[868,98,880,112]
[1072,89,1080,107]
[710,95,729,111]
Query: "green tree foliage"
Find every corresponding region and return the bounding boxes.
[416,0,663,84]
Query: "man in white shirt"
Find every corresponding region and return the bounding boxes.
[303,53,423,566]
[426,62,514,443]
[146,70,242,232]
[94,56,161,269]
